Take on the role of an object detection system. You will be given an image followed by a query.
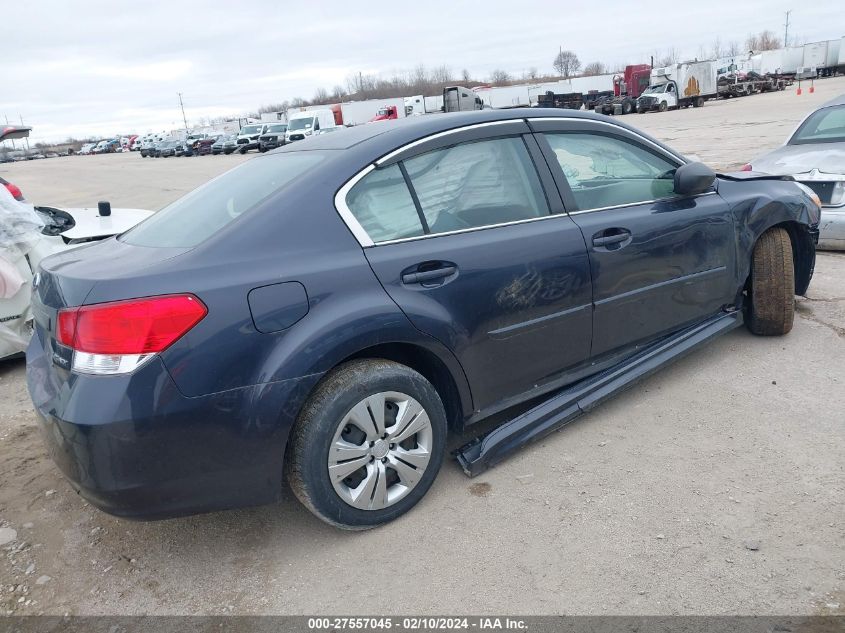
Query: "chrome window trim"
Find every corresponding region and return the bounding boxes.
[527,116,688,164]
[334,116,698,247]
[365,213,563,247]
[334,163,376,247]
[374,120,517,166]
[567,191,717,215]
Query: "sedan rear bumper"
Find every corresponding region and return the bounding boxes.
[26,326,319,519]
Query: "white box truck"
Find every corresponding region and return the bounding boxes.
[638,61,717,112]
[284,109,337,143]
[804,38,844,76]
[802,41,828,76]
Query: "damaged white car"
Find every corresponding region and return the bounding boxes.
[744,94,845,250]
[1,128,151,359]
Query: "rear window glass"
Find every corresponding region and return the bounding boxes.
[121,152,324,248]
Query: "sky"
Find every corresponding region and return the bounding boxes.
[2,0,841,143]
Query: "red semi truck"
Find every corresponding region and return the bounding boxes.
[594,64,652,115]
[369,105,399,121]
[327,101,404,126]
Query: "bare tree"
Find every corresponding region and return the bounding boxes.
[726,40,741,56]
[711,38,723,58]
[711,37,723,59]
[553,50,581,78]
[430,64,453,85]
[656,47,681,67]
[489,68,511,85]
[331,85,346,100]
[412,64,429,90]
[526,66,539,80]
[746,30,781,52]
[583,61,606,76]
[461,68,472,83]
[258,103,287,113]
[312,87,330,104]
[290,97,307,108]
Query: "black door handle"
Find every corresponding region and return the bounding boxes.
[592,230,631,247]
[402,265,457,285]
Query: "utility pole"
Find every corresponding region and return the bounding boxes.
[19,114,30,150]
[784,10,791,48]
[4,115,14,150]
[177,92,189,132]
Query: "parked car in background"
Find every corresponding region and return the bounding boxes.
[212,134,238,155]
[25,109,819,529]
[139,136,157,157]
[79,143,97,155]
[148,140,163,158]
[259,123,288,152]
[236,123,268,154]
[158,140,181,157]
[92,139,118,154]
[744,94,845,250]
[194,136,218,156]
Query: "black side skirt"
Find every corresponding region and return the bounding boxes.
[454,310,743,477]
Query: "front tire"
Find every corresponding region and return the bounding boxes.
[746,227,795,336]
[286,359,447,530]
[658,101,668,112]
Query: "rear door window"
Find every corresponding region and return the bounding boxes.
[343,136,549,243]
[403,137,549,235]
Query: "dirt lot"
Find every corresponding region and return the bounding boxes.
[1,79,843,616]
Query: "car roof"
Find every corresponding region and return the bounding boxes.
[277,107,664,153]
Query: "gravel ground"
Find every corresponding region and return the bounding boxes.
[0,79,843,616]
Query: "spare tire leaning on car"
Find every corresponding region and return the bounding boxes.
[746,227,795,336]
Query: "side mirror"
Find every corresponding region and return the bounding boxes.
[674,162,716,196]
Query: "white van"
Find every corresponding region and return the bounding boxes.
[285,109,337,143]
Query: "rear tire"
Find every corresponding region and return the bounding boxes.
[286,359,447,530]
[746,227,795,336]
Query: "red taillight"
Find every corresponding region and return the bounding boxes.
[740,164,752,172]
[3,182,23,200]
[57,294,207,355]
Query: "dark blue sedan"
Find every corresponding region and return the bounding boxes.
[26,109,819,528]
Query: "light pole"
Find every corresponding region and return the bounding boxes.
[177,93,189,132]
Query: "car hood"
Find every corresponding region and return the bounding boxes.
[752,143,845,178]
[61,207,153,241]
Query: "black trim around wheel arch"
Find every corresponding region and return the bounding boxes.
[454,310,743,477]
